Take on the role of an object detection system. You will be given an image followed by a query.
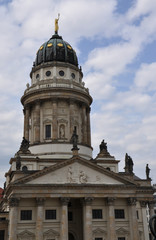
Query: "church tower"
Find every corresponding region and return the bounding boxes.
[21,17,92,161]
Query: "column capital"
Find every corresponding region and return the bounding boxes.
[140,201,147,208]
[36,197,45,206]
[83,197,94,205]
[9,197,20,207]
[60,197,70,206]
[127,197,137,206]
[107,197,116,206]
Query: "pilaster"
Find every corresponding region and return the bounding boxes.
[24,105,30,141]
[86,107,91,146]
[34,101,40,143]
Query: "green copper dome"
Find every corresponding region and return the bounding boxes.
[35,34,78,67]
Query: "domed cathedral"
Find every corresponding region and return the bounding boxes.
[0,17,154,240]
[22,17,92,160]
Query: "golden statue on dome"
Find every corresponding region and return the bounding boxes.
[55,13,60,34]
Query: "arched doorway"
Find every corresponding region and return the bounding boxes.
[69,232,75,240]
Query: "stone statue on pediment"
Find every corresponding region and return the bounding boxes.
[146,164,150,179]
[100,139,107,152]
[124,153,134,174]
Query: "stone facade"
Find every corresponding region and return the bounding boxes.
[0,26,154,240]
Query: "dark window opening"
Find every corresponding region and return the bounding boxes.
[68,211,73,221]
[95,238,103,240]
[0,230,5,240]
[136,210,139,219]
[20,210,32,220]
[115,209,125,219]
[45,125,51,139]
[45,209,56,220]
[92,209,103,219]
[118,238,125,240]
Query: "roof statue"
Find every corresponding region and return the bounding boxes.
[99,139,107,152]
[18,137,30,154]
[55,13,60,34]
[124,153,134,174]
[146,164,150,179]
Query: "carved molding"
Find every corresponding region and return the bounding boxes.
[93,228,107,236]
[43,229,60,238]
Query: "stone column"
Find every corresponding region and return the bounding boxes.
[34,101,40,143]
[83,197,94,240]
[52,100,58,140]
[127,197,139,240]
[86,107,91,146]
[9,197,19,240]
[106,197,116,240]
[82,104,87,144]
[36,198,45,240]
[24,105,30,141]
[60,197,70,240]
[140,201,149,240]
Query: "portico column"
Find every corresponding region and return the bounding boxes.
[83,197,94,240]
[106,197,116,240]
[36,198,45,240]
[9,197,19,240]
[60,197,70,240]
[140,201,149,240]
[127,197,139,240]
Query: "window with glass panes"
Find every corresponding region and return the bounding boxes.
[92,209,103,219]
[45,209,56,220]
[20,210,32,220]
[45,124,51,139]
[114,209,125,219]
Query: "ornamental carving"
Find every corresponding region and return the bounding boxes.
[67,166,88,184]
[83,197,94,205]
[36,198,45,206]
[127,197,137,206]
[140,201,147,208]
[107,197,116,206]
[60,197,70,205]
[17,230,35,240]
[9,197,20,207]
[43,229,60,240]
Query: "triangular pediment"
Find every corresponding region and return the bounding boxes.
[14,157,136,186]
[43,229,59,237]
[17,230,35,240]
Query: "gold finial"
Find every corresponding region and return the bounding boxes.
[55,13,60,34]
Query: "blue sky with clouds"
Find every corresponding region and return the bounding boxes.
[0,0,156,187]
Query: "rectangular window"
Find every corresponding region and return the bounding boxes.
[118,238,125,240]
[45,125,51,139]
[95,238,103,240]
[20,210,32,220]
[92,209,103,219]
[45,210,56,220]
[114,209,125,219]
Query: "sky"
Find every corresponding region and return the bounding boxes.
[0,0,156,187]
